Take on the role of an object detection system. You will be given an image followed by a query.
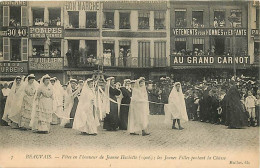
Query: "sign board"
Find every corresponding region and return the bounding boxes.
[29,27,63,38]
[0,62,28,75]
[251,29,260,36]
[67,71,93,75]
[172,28,247,36]
[65,1,100,11]
[2,27,28,37]
[170,56,250,65]
[0,1,27,6]
[29,57,63,70]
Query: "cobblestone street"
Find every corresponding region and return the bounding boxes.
[0,115,259,168]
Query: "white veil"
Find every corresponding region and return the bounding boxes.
[73,79,99,130]
[2,76,25,123]
[164,82,188,123]
[29,74,51,128]
[128,77,149,133]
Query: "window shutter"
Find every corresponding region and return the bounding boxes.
[21,6,28,26]
[3,37,10,61]
[21,38,28,61]
[3,6,9,26]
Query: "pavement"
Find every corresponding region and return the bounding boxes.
[0,115,259,168]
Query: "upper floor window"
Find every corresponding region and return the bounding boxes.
[10,39,21,61]
[9,6,21,27]
[49,8,61,26]
[68,11,79,28]
[214,10,226,27]
[138,11,150,29]
[32,8,44,26]
[229,10,242,28]
[154,11,166,30]
[86,12,97,28]
[192,11,204,28]
[119,12,130,29]
[175,9,187,28]
[103,12,114,29]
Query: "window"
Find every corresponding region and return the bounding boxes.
[214,10,226,27]
[10,39,21,61]
[103,12,114,29]
[32,8,44,26]
[119,12,130,29]
[154,41,166,67]
[256,7,259,29]
[175,10,187,28]
[154,11,165,30]
[103,41,115,66]
[175,38,186,53]
[193,38,205,56]
[49,8,61,26]
[32,40,45,57]
[138,41,150,67]
[9,6,21,27]
[192,11,204,28]
[119,41,131,67]
[138,11,150,29]
[49,40,61,57]
[212,37,225,55]
[0,37,3,61]
[86,12,97,28]
[67,40,79,67]
[229,10,242,28]
[68,11,79,28]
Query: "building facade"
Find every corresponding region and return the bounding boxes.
[169,1,252,80]
[0,1,29,80]
[0,1,258,83]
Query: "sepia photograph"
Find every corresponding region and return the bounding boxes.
[0,0,259,167]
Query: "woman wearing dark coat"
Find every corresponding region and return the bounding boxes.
[103,77,121,131]
[119,80,132,130]
[226,82,248,129]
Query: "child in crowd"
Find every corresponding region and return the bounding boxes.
[245,90,257,127]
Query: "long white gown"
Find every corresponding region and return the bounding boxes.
[2,78,25,127]
[128,79,149,133]
[73,80,100,134]
[51,80,63,125]
[164,82,188,124]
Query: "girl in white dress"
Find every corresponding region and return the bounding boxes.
[164,82,188,130]
[73,78,100,135]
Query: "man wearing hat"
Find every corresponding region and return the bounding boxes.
[147,80,159,115]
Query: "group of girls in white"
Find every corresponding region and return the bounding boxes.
[1,74,188,136]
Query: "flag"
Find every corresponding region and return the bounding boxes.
[45,34,51,46]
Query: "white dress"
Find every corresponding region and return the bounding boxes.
[128,80,149,133]
[73,81,100,134]
[164,83,188,124]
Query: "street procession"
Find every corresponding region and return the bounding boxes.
[0,0,259,149]
[0,72,259,136]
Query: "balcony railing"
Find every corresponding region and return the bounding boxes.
[68,56,167,68]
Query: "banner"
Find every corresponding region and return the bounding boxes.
[29,57,63,70]
[172,28,247,36]
[29,27,63,38]
[171,56,250,65]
